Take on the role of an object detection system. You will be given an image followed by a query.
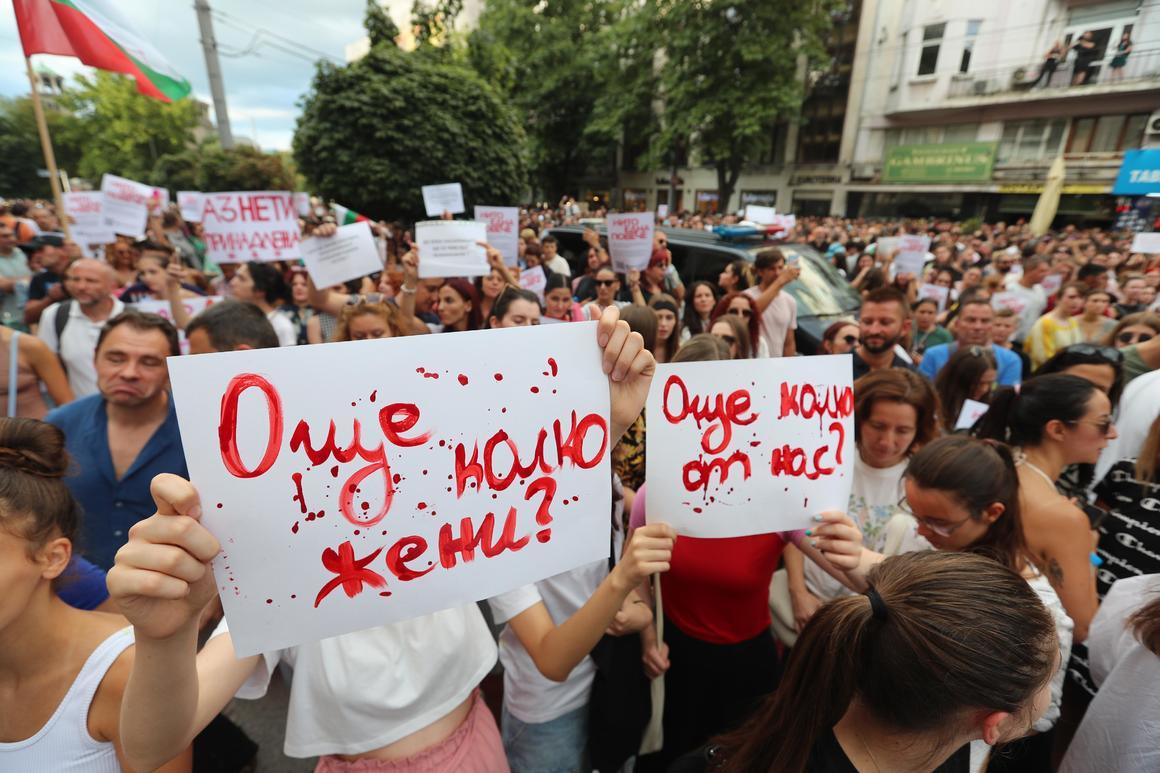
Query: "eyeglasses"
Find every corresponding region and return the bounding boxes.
[1065,344,1123,364]
[728,308,752,318]
[897,496,972,538]
[595,279,617,287]
[1117,332,1154,345]
[1067,418,1114,437]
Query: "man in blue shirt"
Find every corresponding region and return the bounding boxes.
[918,297,1022,386]
[47,309,186,568]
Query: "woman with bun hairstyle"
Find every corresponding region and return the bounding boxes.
[677,551,1059,773]
[975,374,1114,642]
[0,418,189,771]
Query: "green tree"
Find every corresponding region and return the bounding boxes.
[468,0,625,201]
[293,27,527,221]
[56,71,202,184]
[152,143,297,193]
[365,0,400,49]
[0,96,82,198]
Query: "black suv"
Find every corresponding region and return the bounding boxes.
[547,225,861,354]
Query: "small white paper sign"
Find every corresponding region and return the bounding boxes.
[63,191,112,247]
[519,266,547,302]
[954,398,990,431]
[991,291,1028,316]
[874,237,900,261]
[294,192,313,217]
[645,355,854,538]
[415,220,488,278]
[300,221,383,289]
[201,192,301,264]
[745,205,776,225]
[167,323,612,656]
[1130,232,1160,254]
[100,174,167,238]
[770,213,797,232]
[177,191,206,223]
[1040,273,1064,296]
[422,183,466,217]
[918,283,950,311]
[894,235,931,277]
[133,296,222,355]
[607,213,655,273]
[657,204,669,220]
[474,206,520,267]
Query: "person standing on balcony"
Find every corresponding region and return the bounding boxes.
[1071,32,1098,85]
[1029,41,1065,88]
[1108,32,1132,82]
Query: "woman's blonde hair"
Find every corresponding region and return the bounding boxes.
[332,300,407,342]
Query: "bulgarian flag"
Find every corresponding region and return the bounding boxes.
[14,0,192,102]
[332,203,370,225]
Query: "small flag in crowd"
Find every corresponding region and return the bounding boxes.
[332,203,370,225]
[14,0,192,103]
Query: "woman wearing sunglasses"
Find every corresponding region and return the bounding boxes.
[1103,312,1160,386]
[709,292,766,358]
[803,435,1074,773]
[975,374,1116,644]
[820,320,860,355]
[708,313,751,360]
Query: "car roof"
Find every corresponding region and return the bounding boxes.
[548,223,784,258]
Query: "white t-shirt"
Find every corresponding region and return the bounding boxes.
[544,255,571,278]
[267,309,298,347]
[743,286,797,357]
[486,485,626,724]
[213,603,500,757]
[1094,368,1160,483]
[37,298,126,398]
[1000,277,1047,341]
[804,454,929,600]
[1061,574,1160,773]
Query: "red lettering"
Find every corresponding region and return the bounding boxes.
[525,477,556,542]
[682,450,752,494]
[290,418,383,465]
[662,375,757,454]
[338,459,393,527]
[385,535,435,581]
[779,382,855,428]
[314,541,385,607]
[378,403,431,447]
[437,509,530,568]
[218,374,283,478]
[454,443,484,496]
[770,438,843,480]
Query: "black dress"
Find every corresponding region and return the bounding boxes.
[670,731,971,772]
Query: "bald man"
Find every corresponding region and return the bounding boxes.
[38,258,125,396]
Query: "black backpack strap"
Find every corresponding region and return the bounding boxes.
[53,299,73,368]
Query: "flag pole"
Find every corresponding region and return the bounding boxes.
[24,56,71,240]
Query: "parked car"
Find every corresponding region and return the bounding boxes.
[547,224,862,354]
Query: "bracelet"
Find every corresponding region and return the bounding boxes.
[400,286,417,295]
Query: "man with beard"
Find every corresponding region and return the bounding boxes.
[918,297,1022,385]
[852,287,916,379]
[37,258,125,397]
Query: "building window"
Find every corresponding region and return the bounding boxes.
[918,23,945,76]
[998,119,1066,162]
[943,123,979,143]
[1067,113,1150,153]
[960,20,982,73]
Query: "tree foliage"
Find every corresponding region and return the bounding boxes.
[0,96,82,198]
[152,142,297,193]
[55,71,203,183]
[365,0,400,49]
[293,23,527,221]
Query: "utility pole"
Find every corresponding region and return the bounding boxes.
[194,0,234,149]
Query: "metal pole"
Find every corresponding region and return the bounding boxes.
[24,57,70,239]
[194,0,235,149]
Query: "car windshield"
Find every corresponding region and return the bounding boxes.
[746,243,859,316]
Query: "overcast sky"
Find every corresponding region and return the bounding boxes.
[1,0,378,151]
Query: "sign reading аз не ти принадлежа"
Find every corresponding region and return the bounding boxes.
[882,142,998,184]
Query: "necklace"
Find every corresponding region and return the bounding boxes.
[1016,451,1056,488]
[857,729,884,773]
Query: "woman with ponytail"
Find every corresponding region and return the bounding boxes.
[0,418,189,771]
[677,551,1059,773]
[975,374,1115,642]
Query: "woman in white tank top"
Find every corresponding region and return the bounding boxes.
[0,418,189,772]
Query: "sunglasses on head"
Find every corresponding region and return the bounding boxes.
[1065,343,1124,363]
[728,307,752,318]
[1117,331,1154,345]
[595,279,617,287]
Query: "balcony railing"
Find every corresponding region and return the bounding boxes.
[945,46,1160,99]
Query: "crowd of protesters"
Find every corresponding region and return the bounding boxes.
[1,191,1159,773]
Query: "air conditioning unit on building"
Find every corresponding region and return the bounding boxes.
[1146,110,1160,136]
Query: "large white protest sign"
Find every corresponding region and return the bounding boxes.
[474,206,520,266]
[954,399,990,431]
[422,183,466,217]
[100,174,167,238]
[415,220,488,278]
[63,191,112,250]
[177,191,206,223]
[201,192,301,264]
[917,283,950,311]
[645,355,854,538]
[1130,232,1160,254]
[744,205,776,225]
[167,322,612,656]
[607,213,655,273]
[300,221,383,289]
[894,234,931,278]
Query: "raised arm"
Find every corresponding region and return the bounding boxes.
[752,264,801,314]
[108,475,261,772]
